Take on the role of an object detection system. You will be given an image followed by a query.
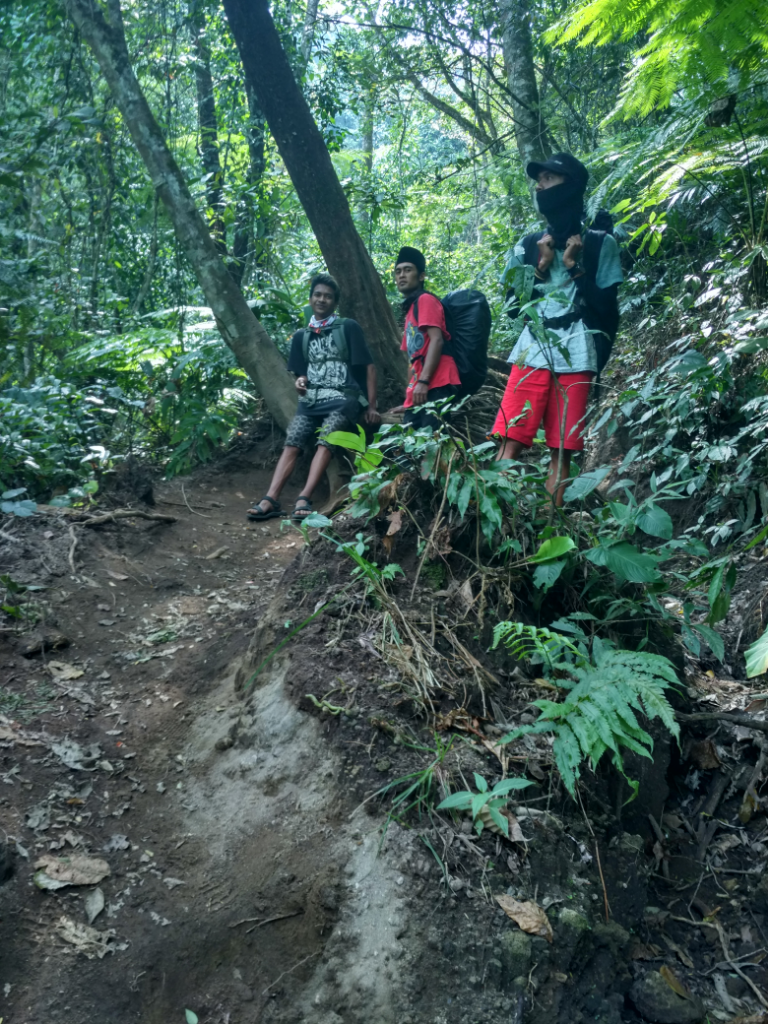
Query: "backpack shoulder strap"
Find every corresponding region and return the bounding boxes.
[301,327,312,363]
[329,318,349,363]
[411,291,444,330]
[522,231,546,267]
[582,229,606,282]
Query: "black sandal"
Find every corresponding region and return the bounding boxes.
[247,495,283,521]
[292,496,313,521]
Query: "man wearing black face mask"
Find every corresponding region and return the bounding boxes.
[490,153,622,505]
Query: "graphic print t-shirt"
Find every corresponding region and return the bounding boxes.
[400,292,460,409]
[287,319,372,415]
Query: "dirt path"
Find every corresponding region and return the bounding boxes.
[0,456,412,1023]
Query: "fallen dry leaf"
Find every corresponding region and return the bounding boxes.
[687,738,721,769]
[495,895,553,942]
[385,510,403,536]
[630,940,662,961]
[662,934,695,969]
[54,916,116,959]
[47,661,84,681]
[456,579,475,615]
[105,570,129,581]
[382,510,403,556]
[659,965,692,1000]
[34,854,110,890]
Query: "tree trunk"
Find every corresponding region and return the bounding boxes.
[498,0,553,167]
[222,0,407,394]
[301,0,320,61]
[65,0,296,430]
[230,78,268,290]
[189,3,227,255]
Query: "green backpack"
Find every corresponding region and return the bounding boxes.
[301,318,349,364]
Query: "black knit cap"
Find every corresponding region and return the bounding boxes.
[395,246,426,274]
[526,153,589,192]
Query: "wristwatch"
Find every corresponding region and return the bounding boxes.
[417,378,430,385]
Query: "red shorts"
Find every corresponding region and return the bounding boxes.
[490,366,594,451]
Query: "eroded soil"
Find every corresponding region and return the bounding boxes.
[1,440,767,1024]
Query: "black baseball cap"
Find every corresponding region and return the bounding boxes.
[526,153,588,191]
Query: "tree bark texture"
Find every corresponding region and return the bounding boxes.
[189,4,227,255]
[222,0,407,392]
[230,78,269,289]
[498,0,553,167]
[65,0,297,429]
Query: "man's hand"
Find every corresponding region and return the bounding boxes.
[411,381,429,406]
[536,233,555,271]
[295,376,308,395]
[364,407,381,425]
[563,234,583,269]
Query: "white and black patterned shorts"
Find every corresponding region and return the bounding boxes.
[284,407,352,452]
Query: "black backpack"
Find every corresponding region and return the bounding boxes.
[413,290,490,397]
[517,213,620,374]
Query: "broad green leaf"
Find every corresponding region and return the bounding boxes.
[533,561,565,592]
[563,466,611,501]
[1,500,37,517]
[491,778,533,796]
[437,792,472,811]
[456,476,474,519]
[302,513,332,528]
[473,772,488,793]
[681,623,701,658]
[585,542,661,583]
[692,624,724,662]
[530,536,575,562]
[707,564,725,608]
[746,521,768,551]
[185,1012,199,1024]
[635,503,673,540]
[471,791,488,821]
[325,430,365,453]
[706,444,736,463]
[745,624,768,679]
[486,803,509,837]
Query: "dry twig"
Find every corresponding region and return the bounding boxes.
[67,525,78,574]
[181,484,211,518]
[714,918,768,1010]
[81,510,177,527]
[679,711,768,736]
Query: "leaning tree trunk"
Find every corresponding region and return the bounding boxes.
[64,0,296,429]
[499,0,553,167]
[222,0,407,393]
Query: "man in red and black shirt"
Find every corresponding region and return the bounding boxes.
[391,246,460,430]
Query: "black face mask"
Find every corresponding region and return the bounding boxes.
[534,179,585,249]
[401,285,424,315]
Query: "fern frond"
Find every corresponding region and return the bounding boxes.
[491,622,583,669]
[549,0,768,119]
[499,637,680,799]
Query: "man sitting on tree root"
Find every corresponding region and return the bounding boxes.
[247,273,379,522]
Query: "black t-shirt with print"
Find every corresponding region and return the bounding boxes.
[287,318,372,415]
